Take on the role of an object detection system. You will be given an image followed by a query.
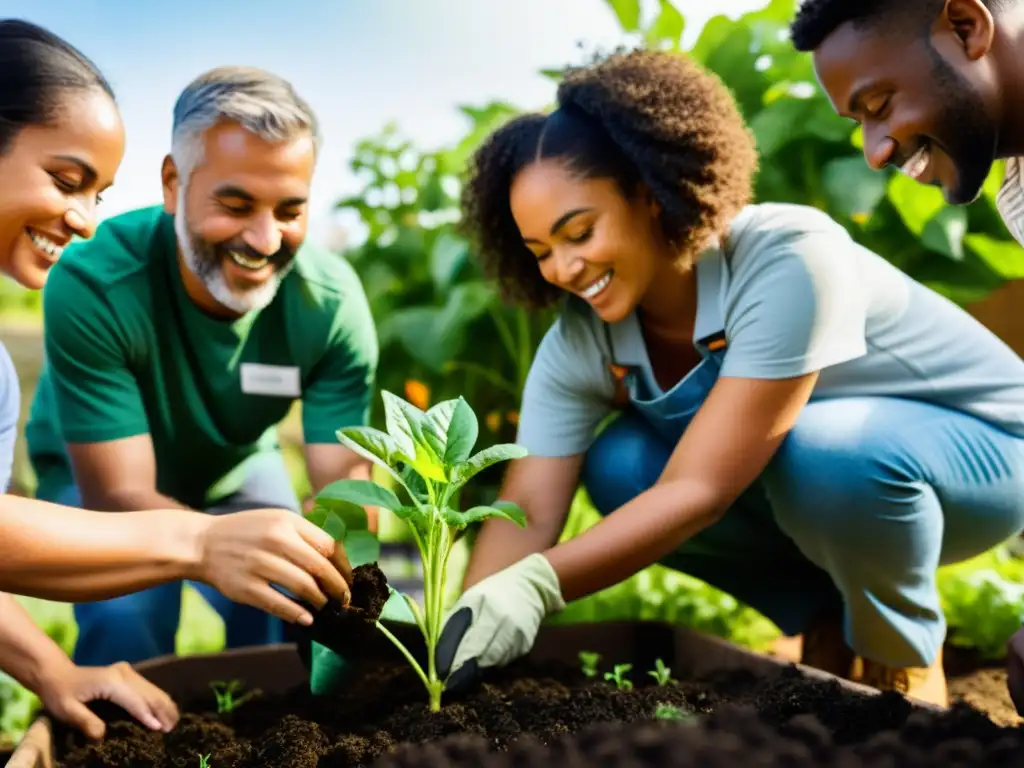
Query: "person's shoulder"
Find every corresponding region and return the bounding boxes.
[51,205,167,294]
[726,202,850,255]
[285,242,368,308]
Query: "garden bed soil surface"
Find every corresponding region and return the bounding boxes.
[45,565,1024,768]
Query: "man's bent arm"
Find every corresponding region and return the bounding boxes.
[66,433,190,513]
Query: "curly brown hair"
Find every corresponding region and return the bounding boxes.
[458,48,758,309]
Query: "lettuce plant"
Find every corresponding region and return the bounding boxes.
[311,390,528,711]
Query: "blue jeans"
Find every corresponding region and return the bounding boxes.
[582,396,1024,667]
[64,452,300,666]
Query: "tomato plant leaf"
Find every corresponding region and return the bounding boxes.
[451,443,528,487]
[441,500,527,530]
[317,478,402,512]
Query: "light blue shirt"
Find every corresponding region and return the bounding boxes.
[516,202,1024,457]
[0,339,19,492]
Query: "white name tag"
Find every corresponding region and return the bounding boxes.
[240,363,301,397]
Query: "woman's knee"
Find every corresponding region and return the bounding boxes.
[581,411,671,516]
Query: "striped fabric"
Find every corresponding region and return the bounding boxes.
[996,157,1024,247]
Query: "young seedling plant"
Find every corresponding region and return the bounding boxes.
[579,650,601,678]
[604,663,633,691]
[309,391,528,712]
[209,680,254,714]
[648,658,675,686]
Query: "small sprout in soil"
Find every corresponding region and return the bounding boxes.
[209,680,254,714]
[653,703,696,723]
[604,663,633,691]
[198,755,212,768]
[578,650,601,678]
[648,658,676,686]
[315,391,528,712]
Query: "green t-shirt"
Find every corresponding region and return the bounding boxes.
[26,205,378,508]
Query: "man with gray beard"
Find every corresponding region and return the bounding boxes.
[24,66,381,666]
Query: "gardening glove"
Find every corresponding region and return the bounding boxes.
[35,660,179,739]
[436,553,565,693]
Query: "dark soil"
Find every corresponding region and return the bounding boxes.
[48,564,1024,768]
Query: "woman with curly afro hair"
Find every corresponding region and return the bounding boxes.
[436,49,1024,709]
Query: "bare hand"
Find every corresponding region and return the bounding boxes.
[1007,626,1024,714]
[194,509,353,625]
[36,661,178,739]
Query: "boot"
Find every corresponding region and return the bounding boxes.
[851,648,949,708]
[799,611,856,679]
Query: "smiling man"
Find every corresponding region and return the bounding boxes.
[790,0,1024,240]
[789,0,1024,715]
[23,66,380,666]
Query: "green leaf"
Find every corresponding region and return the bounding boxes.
[451,442,529,487]
[444,398,478,465]
[345,530,381,568]
[317,478,402,512]
[605,0,641,31]
[336,426,400,470]
[422,398,459,463]
[306,508,347,542]
[965,234,1024,279]
[430,233,469,292]
[441,499,528,530]
[381,391,447,481]
[887,173,946,235]
[393,504,431,544]
[645,0,684,46]
[382,389,425,460]
[313,499,365,535]
[822,157,887,219]
[922,207,969,261]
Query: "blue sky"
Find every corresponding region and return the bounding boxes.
[7,0,762,247]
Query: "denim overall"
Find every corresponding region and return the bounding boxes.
[580,253,1024,667]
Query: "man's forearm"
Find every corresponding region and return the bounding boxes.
[0,593,74,695]
[0,495,204,601]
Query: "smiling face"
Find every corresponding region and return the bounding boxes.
[0,88,124,289]
[509,159,671,324]
[163,119,316,317]
[812,13,1001,205]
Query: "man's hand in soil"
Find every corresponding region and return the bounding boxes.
[190,508,354,626]
[436,553,565,690]
[36,660,179,740]
[1006,625,1024,714]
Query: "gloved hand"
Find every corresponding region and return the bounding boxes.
[436,553,566,692]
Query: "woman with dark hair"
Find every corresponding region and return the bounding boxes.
[0,19,353,739]
[437,49,1024,708]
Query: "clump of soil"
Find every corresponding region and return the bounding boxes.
[302,563,394,660]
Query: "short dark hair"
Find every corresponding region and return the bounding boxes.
[0,19,115,154]
[789,0,1007,52]
[458,49,758,310]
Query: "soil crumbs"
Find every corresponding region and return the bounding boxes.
[51,658,1024,768]
[50,566,1024,767]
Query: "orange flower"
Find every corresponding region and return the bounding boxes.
[486,411,502,432]
[506,410,519,426]
[404,379,430,410]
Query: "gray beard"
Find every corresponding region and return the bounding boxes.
[174,188,293,315]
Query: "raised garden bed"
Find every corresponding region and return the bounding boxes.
[10,570,1024,768]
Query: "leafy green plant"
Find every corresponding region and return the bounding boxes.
[309,390,528,711]
[209,680,254,714]
[648,658,675,686]
[578,650,602,678]
[940,566,1024,660]
[604,663,633,691]
[198,755,212,768]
